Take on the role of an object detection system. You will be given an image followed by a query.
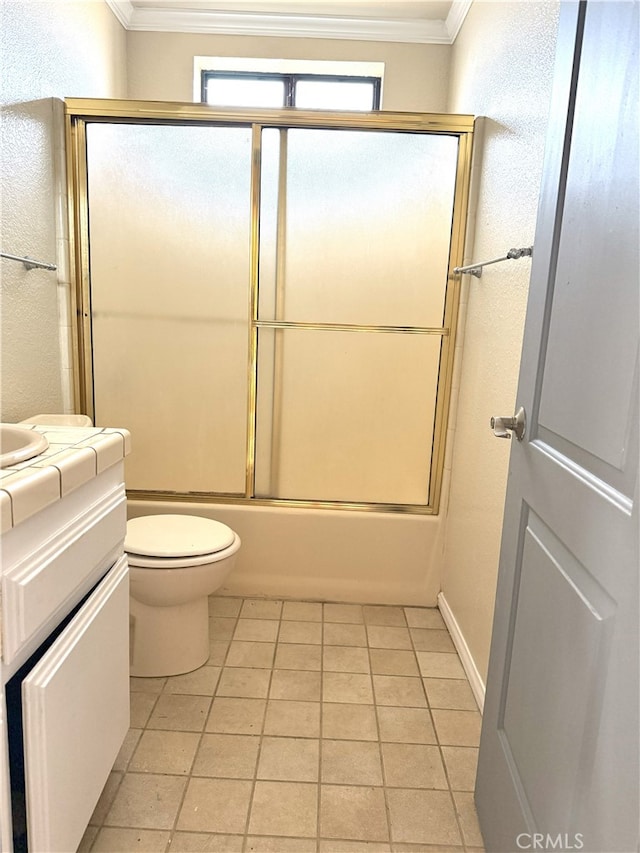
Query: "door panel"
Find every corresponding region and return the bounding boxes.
[537,1,639,470]
[501,511,615,830]
[475,3,639,851]
[22,557,129,853]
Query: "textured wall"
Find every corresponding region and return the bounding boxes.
[0,0,126,421]
[126,31,451,112]
[442,0,560,682]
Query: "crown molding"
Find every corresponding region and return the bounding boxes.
[105,0,135,29]
[128,9,450,43]
[105,1,472,44]
[445,0,472,42]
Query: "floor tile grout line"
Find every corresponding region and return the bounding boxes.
[241,598,282,851]
[93,767,470,792]
[88,684,164,842]
[160,597,242,851]
[427,674,470,851]
[316,605,326,853]
[142,595,238,849]
[369,629,394,848]
[414,613,474,852]
[86,771,126,850]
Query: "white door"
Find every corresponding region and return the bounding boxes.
[22,557,130,853]
[475,2,639,852]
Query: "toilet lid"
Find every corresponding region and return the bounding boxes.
[125,514,235,558]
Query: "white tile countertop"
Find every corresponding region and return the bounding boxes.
[0,424,131,532]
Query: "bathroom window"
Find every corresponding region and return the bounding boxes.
[201,71,381,110]
[69,102,473,514]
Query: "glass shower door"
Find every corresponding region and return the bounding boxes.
[255,127,459,505]
[85,123,252,494]
[73,105,473,512]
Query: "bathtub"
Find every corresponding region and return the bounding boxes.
[127,500,443,606]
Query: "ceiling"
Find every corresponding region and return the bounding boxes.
[107,0,470,43]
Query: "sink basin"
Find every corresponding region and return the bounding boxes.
[0,424,49,468]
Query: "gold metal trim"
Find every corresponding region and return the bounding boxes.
[65,113,82,414]
[66,100,474,516]
[428,128,475,512]
[65,99,474,133]
[255,320,449,335]
[127,489,434,515]
[245,124,262,498]
[66,117,94,420]
[269,128,289,497]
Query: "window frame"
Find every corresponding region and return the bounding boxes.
[201,70,382,110]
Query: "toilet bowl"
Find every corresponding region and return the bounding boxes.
[125,514,241,677]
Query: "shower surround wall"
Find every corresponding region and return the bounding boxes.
[0,0,126,422]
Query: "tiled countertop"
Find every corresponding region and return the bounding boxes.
[0,424,131,532]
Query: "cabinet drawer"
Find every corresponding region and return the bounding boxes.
[2,482,126,665]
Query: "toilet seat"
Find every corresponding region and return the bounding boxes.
[125,514,237,569]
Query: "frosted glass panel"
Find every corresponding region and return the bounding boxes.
[259,129,458,327]
[255,329,441,504]
[258,129,281,321]
[87,123,252,493]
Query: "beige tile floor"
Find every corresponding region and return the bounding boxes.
[79,598,485,853]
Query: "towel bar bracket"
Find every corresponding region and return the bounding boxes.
[454,246,533,278]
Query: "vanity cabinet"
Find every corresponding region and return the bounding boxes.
[0,427,131,852]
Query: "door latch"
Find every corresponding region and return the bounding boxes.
[490,406,526,441]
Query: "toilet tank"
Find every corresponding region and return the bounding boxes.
[20,414,93,427]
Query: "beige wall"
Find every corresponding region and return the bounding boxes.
[126,31,450,112]
[0,0,126,421]
[441,0,560,683]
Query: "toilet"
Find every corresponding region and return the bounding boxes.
[125,514,241,677]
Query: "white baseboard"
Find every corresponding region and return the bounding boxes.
[437,592,486,714]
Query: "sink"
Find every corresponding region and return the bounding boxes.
[0,424,49,468]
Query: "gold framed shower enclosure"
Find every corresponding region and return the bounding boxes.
[65,98,474,515]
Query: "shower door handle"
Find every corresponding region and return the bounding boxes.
[490,407,526,441]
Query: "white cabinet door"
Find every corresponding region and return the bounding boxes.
[22,557,129,853]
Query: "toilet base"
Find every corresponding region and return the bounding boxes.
[129,595,210,677]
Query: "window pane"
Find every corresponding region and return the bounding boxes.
[255,328,441,504]
[86,123,252,494]
[295,79,376,110]
[206,77,285,108]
